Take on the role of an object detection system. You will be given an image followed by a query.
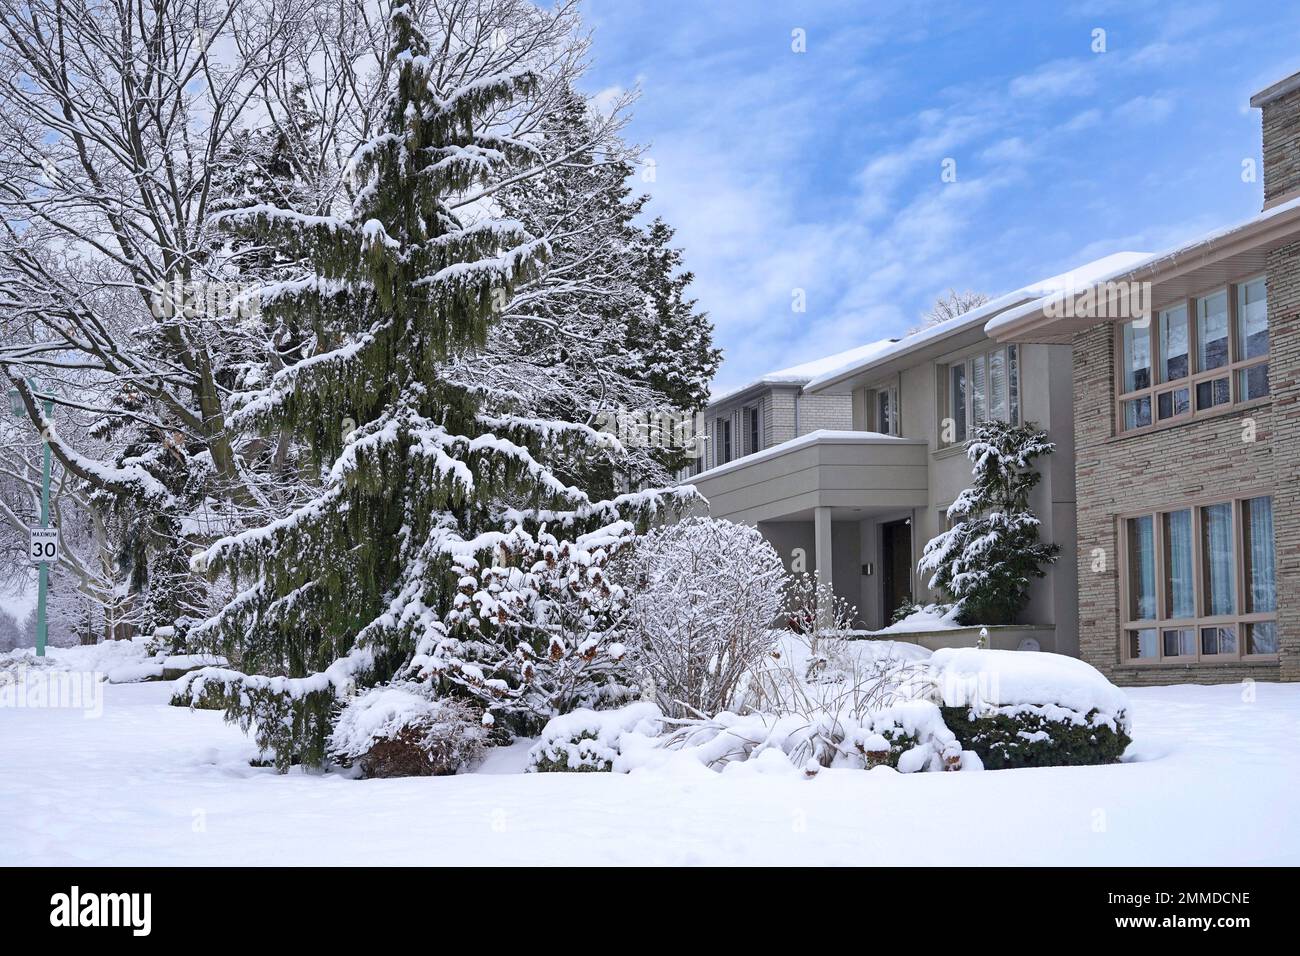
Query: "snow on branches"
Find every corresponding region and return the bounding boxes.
[917,420,1059,626]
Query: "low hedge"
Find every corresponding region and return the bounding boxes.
[940,704,1131,770]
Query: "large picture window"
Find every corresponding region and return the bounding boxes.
[1117,276,1268,432]
[942,345,1018,444]
[1122,495,1277,664]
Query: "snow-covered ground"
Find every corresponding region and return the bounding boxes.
[2,668,1297,865]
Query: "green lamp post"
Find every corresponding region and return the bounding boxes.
[8,381,54,657]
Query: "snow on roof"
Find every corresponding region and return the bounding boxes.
[708,338,896,405]
[690,428,923,482]
[803,251,1151,393]
[984,194,1300,336]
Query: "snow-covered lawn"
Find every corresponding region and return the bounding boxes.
[2,670,1298,865]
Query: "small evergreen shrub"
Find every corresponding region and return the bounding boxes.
[328,685,488,778]
[526,701,662,773]
[940,704,1130,770]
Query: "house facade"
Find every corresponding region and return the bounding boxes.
[684,69,1300,683]
[682,256,1147,650]
[986,71,1300,684]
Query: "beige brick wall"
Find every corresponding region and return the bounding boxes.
[1260,87,1300,203]
[1072,245,1299,685]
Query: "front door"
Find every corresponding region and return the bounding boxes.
[880,518,913,626]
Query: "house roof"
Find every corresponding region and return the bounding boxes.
[802,251,1150,394]
[706,338,896,406]
[985,195,1300,344]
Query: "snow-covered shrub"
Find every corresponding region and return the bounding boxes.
[412,524,639,736]
[619,517,785,718]
[930,648,1131,769]
[328,684,488,778]
[784,573,857,645]
[647,699,969,774]
[526,701,662,772]
[918,420,1059,625]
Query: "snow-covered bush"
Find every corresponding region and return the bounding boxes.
[526,701,662,772]
[619,517,785,718]
[930,648,1131,769]
[328,684,488,778]
[784,572,857,645]
[918,420,1059,625]
[413,524,639,736]
[645,699,968,775]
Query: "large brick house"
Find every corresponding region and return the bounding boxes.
[988,70,1300,684]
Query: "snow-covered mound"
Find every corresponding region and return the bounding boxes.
[0,638,224,684]
[867,603,962,636]
[930,647,1130,719]
[527,701,662,772]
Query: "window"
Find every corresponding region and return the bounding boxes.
[1118,276,1268,432]
[949,363,967,442]
[715,418,731,466]
[743,406,761,456]
[942,345,1018,444]
[876,387,898,436]
[1122,495,1277,664]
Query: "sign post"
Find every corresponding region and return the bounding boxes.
[9,382,54,657]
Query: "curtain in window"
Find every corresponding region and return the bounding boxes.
[1128,516,1155,620]
[989,349,1007,422]
[971,355,986,423]
[1198,291,1229,371]
[1159,305,1188,382]
[1164,510,1194,618]
[1202,503,1234,616]
[1008,345,1019,423]
[1244,496,1276,613]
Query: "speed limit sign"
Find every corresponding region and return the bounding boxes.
[28,527,58,564]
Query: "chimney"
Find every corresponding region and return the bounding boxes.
[1251,70,1300,208]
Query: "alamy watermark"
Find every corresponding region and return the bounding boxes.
[0,667,104,718]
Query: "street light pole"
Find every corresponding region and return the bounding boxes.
[35,390,52,657]
[8,381,53,657]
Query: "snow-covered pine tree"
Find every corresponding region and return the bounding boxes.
[182,0,686,768]
[917,420,1059,625]
[457,87,719,496]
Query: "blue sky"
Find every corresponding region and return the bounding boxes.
[582,0,1300,394]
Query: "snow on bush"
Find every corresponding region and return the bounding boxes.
[413,524,639,736]
[930,648,1132,769]
[526,701,662,772]
[328,683,488,778]
[872,602,962,635]
[619,516,785,719]
[918,420,1059,625]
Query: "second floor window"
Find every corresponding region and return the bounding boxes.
[1118,275,1268,432]
[876,386,898,435]
[744,406,761,455]
[942,344,1018,444]
[715,418,732,466]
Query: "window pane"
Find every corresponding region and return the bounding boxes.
[1201,625,1237,656]
[1238,363,1269,400]
[877,390,891,435]
[1201,502,1235,616]
[1159,305,1189,382]
[1162,510,1194,618]
[1236,276,1268,361]
[1195,377,1229,411]
[1128,515,1156,620]
[1162,628,1195,657]
[1242,496,1275,613]
[1129,629,1158,659]
[949,364,966,441]
[971,355,986,423]
[1008,345,1020,424]
[1197,290,1229,370]
[1157,387,1189,420]
[989,349,1007,422]
[1124,396,1151,429]
[1122,321,1151,392]
[1246,621,1278,656]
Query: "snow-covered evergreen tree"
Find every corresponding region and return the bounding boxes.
[917,420,1059,625]
[180,0,688,768]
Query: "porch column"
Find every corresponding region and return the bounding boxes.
[814,506,833,629]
